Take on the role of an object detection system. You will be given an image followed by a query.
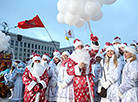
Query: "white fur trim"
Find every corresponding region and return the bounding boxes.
[35,92,40,102]
[62,51,70,56]
[112,39,121,44]
[102,80,111,89]
[119,43,127,48]
[91,42,100,50]
[107,77,114,83]
[53,51,60,56]
[118,89,123,98]
[39,80,47,89]
[106,46,115,52]
[74,65,82,76]
[62,82,67,89]
[42,55,49,60]
[33,56,41,62]
[74,40,83,48]
[84,46,90,50]
[28,81,37,91]
[124,46,137,55]
[53,55,61,60]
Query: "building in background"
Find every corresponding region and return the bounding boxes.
[5,32,60,61]
[59,46,74,54]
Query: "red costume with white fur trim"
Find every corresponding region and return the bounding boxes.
[22,54,49,102]
[67,34,100,102]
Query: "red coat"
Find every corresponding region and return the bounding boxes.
[67,48,99,102]
[22,67,49,102]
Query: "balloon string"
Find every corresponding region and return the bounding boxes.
[87,21,93,34]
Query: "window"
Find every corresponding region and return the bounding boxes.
[27,54,30,57]
[28,43,30,48]
[35,45,37,49]
[35,50,37,53]
[24,53,26,56]
[38,45,40,49]
[15,52,17,56]
[45,46,46,50]
[24,49,26,52]
[47,47,49,51]
[19,53,22,56]
[42,46,43,50]
[15,47,18,51]
[20,42,22,47]
[16,41,18,46]
[32,44,34,48]
[20,48,22,52]
[24,42,26,47]
[50,47,51,51]
[28,49,30,52]
[31,50,33,53]
[38,51,40,54]
[53,48,54,52]
[11,40,14,45]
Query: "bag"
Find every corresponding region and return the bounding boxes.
[97,87,107,98]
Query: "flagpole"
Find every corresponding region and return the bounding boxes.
[44,27,58,50]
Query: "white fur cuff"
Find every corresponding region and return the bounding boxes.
[75,65,82,76]
[118,89,123,99]
[39,80,47,89]
[102,80,111,89]
[28,81,37,91]
[91,42,100,50]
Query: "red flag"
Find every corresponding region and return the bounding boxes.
[17,15,45,29]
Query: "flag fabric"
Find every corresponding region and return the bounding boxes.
[64,29,75,38]
[65,36,69,41]
[17,15,45,29]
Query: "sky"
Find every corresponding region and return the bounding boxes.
[0,0,138,49]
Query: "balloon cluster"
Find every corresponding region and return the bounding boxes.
[0,31,11,52]
[57,0,117,28]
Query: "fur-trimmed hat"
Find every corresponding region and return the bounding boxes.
[53,50,61,56]
[84,44,90,50]
[74,39,83,48]
[119,43,127,48]
[53,55,61,60]
[124,46,137,55]
[106,46,115,52]
[42,53,50,60]
[112,36,121,44]
[62,51,70,56]
[104,42,112,49]
[33,54,41,62]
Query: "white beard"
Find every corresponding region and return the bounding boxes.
[32,63,45,77]
[69,48,90,65]
[41,61,49,70]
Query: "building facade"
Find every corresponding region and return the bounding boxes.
[6,32,60,61]
[59,46,74,53]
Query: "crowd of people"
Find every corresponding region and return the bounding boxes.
[0,34,138,102]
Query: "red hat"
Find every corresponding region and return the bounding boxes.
[42,53,50,60]
[104,42,112,49]
[33,54,41,62]
[74,39,83,48]
[112,36,121,44]
[119,43,127,48]
[84,44,90,50]
[53,50,60,56]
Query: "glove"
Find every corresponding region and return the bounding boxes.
[97,87,107,98]
[52,81,57,87]
[38,83,43,89]
[33,84,40,92]
[102,80,111,89]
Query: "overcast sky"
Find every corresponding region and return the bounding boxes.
[0,0,138,49]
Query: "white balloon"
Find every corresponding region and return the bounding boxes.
[97,0,104,6]
[68,0,81,15]
[79,1,90,21]
[57,0,69,14]
[91,10,103,21]
[103,0,117,5]
[74,19,85,28]
[85,1,101,18]
[57,13,65,24]
[64,12,79,25]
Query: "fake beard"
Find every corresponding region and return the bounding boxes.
[32,63,45,76]
[41,61,48,68]
[70,48,90,65]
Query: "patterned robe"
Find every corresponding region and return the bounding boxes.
[67,44,99,102]
[22,67,48,102]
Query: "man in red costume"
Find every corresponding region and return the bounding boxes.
[22,54,49,102]
[67,34,100,102]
